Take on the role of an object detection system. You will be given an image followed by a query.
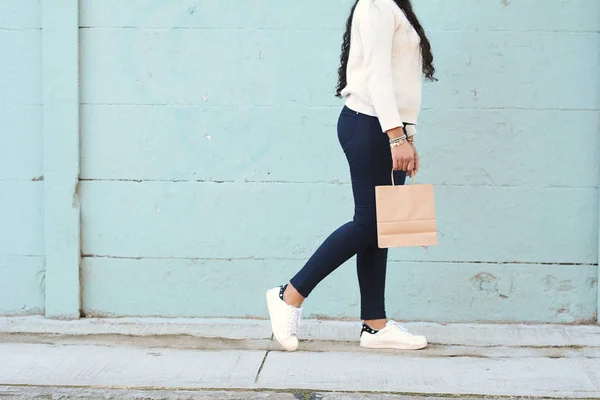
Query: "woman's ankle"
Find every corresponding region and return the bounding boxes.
[283,283,305,308]
[364,319,388,330]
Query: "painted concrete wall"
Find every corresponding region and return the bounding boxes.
[0,0,44,315]
[1,0,599,322]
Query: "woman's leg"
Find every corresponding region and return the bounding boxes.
[289,108,393,301]
[357,244,388,322]
[356,133,407,326]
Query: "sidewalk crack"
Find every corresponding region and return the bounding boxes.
[254,350,270,383]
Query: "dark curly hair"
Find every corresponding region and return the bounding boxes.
[335,0,436,97]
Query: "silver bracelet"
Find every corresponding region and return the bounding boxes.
[389,135,407,148]
[389,135,407,144]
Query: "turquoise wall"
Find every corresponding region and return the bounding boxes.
[1,0,599,323]
[0,0,44,315]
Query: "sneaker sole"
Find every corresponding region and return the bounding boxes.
[360,342,428,350]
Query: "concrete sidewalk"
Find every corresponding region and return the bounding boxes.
[1,317,599,399]
[0,387,557,400]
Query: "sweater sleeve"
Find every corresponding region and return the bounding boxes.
[358,0,403,132]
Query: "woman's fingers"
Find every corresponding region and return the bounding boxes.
[413,151,420,175]
[403,155,414,171]
[392,146,415,171]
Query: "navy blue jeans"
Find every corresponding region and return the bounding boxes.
[290,106,406,320]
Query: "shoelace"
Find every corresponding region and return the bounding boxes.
[286,307,302,336]
[388,320,416,337]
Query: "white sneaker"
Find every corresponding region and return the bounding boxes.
[360,320,428,350]
[266,286,302,352]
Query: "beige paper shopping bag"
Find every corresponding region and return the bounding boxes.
[375,172,438,248]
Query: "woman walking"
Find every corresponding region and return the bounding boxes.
[266,0,436,352]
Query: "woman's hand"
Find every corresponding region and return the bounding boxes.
[387,126,416,173]
[391,141,415,172]
[408,147,419,178]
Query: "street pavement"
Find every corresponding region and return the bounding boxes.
[0,317,598,399]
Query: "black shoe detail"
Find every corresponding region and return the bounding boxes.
[361,323,379,336]
[279,284,288,301]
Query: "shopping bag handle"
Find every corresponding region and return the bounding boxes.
[391,170,415,186]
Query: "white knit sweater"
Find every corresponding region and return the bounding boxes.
[341,0,423,132]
